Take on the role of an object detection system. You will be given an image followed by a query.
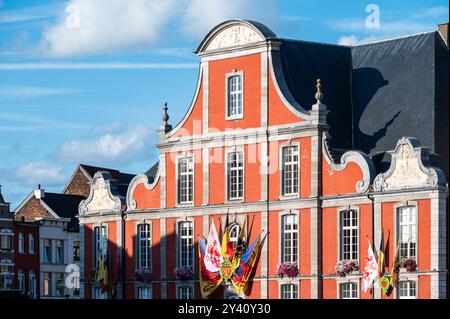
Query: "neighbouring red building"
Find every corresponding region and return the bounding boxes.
[78,20,449,299]
[0,186,16,294]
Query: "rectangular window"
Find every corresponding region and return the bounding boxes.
[0,234,12,251]
[177,157,194,204]
[339,282,358,299]
[73,241,80,262]
[179,221,193,268]
[227,74,243,118]
[18,271,25,293]
[282,146,299,196]
[28,233,35,254]
[55,273,65,297]
[94,226,108,264]
[227,151,244,200]
[29,272,36,299]
[398,281,416,299]
[178,286,193,299]
[340,210,358,261]
[43,239,52,263]
[0,265,13,289]
[43,272,51,297]
[18,232,24,253]
[281,284,298,299]
[282,214,298,263]
[398,206,416,259]
[229,223,241,249]
[138,224,152,269]
[138,287,152,299]
[55,240,64,264]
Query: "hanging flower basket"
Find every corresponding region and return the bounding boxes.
[135,268,153,283]
[276,263,299,278]
[174,266,194,280]
[398,258,417,273]
[335,260,359,277]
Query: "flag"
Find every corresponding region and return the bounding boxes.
[232,215,247,272]
[101,253,110,294]
[198,237,222,298]
[378,231,385,276]
[389,241,400,288]
[362,238,379,293]
[221,214,231,258]
[203,219,223,273]
[95,254,105,282]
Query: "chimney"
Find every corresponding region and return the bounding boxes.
[438,22,448,45]
[34,185,45,199]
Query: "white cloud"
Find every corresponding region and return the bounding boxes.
[16,161,66,187]
[0,86,80,99]
[58,124,153,164]
[337,35,360,46]
[179,0,276,37]
[41,0,179,57]
[0,62,197,70]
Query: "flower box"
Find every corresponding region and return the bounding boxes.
[174,266,194,281]
[134,268,153,283]
[335,260,359,277]
[276,263,299,278]
[398,258,417,273]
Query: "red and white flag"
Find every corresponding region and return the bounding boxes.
[362,238,379,292]
[204,219,223,272]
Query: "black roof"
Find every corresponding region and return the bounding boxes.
[80,164,135,184]
[41,192,85,232]
[278,30,449,176]
[145,162,159,183]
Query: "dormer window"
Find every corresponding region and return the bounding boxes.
[226,72,243,119]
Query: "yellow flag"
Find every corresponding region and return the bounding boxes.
[95,254,105,282]
[221,225,230,258]
[389,241,400,287]
[231,216,247,272]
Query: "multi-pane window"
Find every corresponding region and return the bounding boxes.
[18,271,25,293]
[282,146,299,196]
[340,210,358,261]
[178,157,194,204]
[398,206,416,259]
[340,282,358,299]
[93,287,107,299]
[179,221,194,268]
[18,232,24,253]
[0,264,14,289]
[28,234,34,254]
[55,240,64,264]
[227,74,243,117]
[138,287,152,299]
[0,233,12,251]
[229,223,240,249]
[29,272,36,299]
[43,239,52,263]
[398,281,416,299]
[43,272,51,297]
[138,224,152,269]
[178,286,193,299]
[55,273,65,297]
[227,152,244,200]
[281,284,298,299]
[73,241,80,262]
[94,226,108,263]
[282,214,298,263]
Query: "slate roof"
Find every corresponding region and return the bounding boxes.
[278,30,449,176]
[41,192,85,232]
[80,164,135,184]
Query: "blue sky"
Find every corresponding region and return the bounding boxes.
[0,0,448,208]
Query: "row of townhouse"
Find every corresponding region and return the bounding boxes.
[76,20,449,299]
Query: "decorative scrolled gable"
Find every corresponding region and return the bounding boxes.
[126,168,160,211]
[373,137,445,191]
[79,171,123,215]
[322,132,375,193]
[195,19,276,54]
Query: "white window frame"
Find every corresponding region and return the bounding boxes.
[229,223,240,249]
[177,285,194,299]
[176,155,194,205]
[339,281,358,299]
[280,283,298,299]
[339,209,359,261]
[397,206,417,260]
[29,271,36,299]
[18,270,25,293]
[18,232,24,253]
[55,240,64,264]
[43,239,52,263]
[177,220,194,269]
[137,222,152,270]
[55,272,65,297]
[226,150,244,201]
[94,225,108,266]
[398,280,417,299]
[281,213,299,264]
[28,233,35,254]
[280,144,300,197]
[137,286,152,299]
[92,286,107,299]
[225,70,244,120]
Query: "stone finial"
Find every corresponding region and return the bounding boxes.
[162,102,169,126]
[315,79,323,103]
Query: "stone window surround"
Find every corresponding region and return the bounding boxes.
[135,220,152,272]
[225,69,245,120]
[278,210,300,267]
[279,140,301,200]
[175,216,195,272]
[336,278,360,299]
[224,146,246,203]
[175,153,195,207]
[336,205,360,263]
[393,200,419,267]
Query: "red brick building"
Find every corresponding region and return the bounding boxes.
[0,187,15,293]
[78,20,449,299]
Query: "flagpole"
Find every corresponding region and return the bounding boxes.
[367,192,375,299]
